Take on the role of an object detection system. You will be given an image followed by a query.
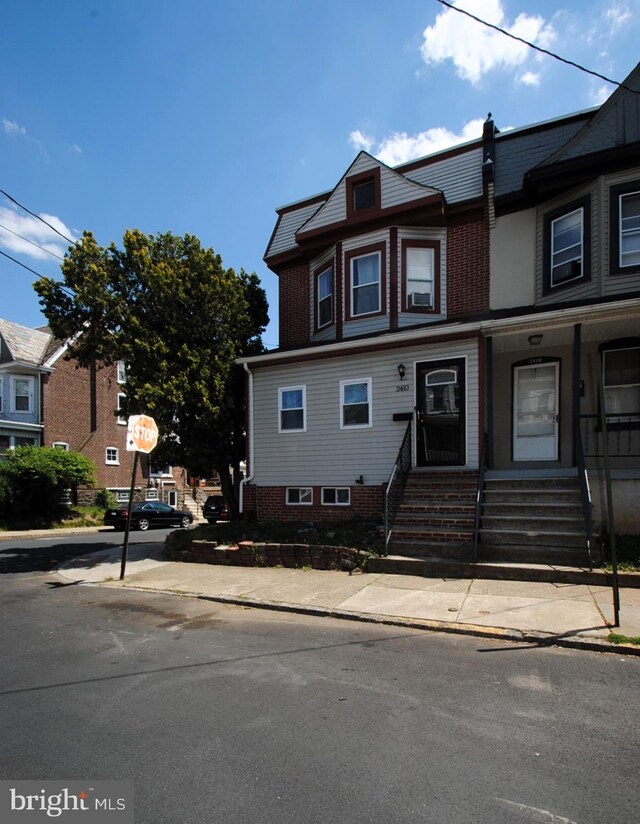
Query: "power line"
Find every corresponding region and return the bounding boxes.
[435,0,640,95]
[0,222,65,261]
[0,248,49,279]
[0,187,77,246]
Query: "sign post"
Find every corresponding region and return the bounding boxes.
[120,414,159,580]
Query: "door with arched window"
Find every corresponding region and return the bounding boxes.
[416,358,466,466]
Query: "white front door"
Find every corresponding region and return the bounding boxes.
[513,362,559,461]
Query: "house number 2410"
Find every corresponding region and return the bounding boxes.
[395,384,410,392]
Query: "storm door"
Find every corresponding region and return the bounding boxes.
[513,360,559,461]
[416,358,466,466]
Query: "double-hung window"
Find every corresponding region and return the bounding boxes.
[316,266,334,330]
[105,447,120,465]
[117,393,127,424]
[610,181,640,274]
[350,252,380,317]
[279,386,306,432]
[340,378,372,428]
[11,376,34,413]
[116,360,127,384]
[402,240,438,312]
[602,342,640,422]
[544,197,591,291]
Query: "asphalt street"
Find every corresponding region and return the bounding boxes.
[0,531,638,824]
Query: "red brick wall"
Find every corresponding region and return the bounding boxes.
[250,484,384,521]
[445,213,490,317]
[278,263,310,348]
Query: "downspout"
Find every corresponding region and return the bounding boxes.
[239,361,255,515]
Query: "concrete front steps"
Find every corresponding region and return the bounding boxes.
[478,476,592,567]
[387,470,478,560]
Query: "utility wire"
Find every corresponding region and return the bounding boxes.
[0,222,65,261]
[435,0,640,95]
[0,248,49,279]
[0,187,77,247]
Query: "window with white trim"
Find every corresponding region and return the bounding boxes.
[114,490,130,503]
[610,181,640,275]
[0,375,3,413]
[105,447,120,465]
[278,386,306,432]
[117,360,127,384]
[350,252,380,317]
[543,196,590,291]
[602,344,640,419]
[11,376,34,413]
[316,266,334,330]
[340,378,372,428]
[286,487,312,505]
[52,441,69,450]
[402,241,438,311]
[321,487,350,506]
[117,393,127,424]
[150,464,173,477]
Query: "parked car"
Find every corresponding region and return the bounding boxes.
[203,494,229,524]
[104,501,193,531]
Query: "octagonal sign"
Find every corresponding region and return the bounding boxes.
[126,414,159,454]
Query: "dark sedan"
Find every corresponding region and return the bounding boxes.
[104,501,193,531]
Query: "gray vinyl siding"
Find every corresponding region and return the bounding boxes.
[266,201,324,258]
[251,338,479,487]
[381,168,439,209]
[403,148,482,204]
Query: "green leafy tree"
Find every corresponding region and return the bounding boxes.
[35,230,268,517]
[0,446,95,524]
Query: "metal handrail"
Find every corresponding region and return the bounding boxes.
[383,419,413,555]
[472,434,487,563]
[575,425,593,569]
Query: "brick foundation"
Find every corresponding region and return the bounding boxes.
[247,484,384,521]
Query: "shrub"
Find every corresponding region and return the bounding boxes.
[94,488,117,510]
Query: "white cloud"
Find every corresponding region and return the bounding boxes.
[421,0,555,84]
[0,206,77,261]
[590,84,613,105]
[605,2,632,34]
[518,71,540,87]
[352,119,486,167]
[349,130,375,153]
[70,143,83,155]
[2,118,27,137]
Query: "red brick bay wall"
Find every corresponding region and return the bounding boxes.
[249,485,384,522]
[446,213,490,317]
[278,263,310,348]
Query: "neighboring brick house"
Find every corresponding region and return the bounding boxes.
[240,61,640,567]
[0,318,187,505]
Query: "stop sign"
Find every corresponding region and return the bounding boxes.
[126,414,159,454]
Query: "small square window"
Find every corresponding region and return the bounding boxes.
[53,442,70,451]
[286,487,312,505]
[106,447,120,465]
[321,487,350,506]
[279,386,306,432]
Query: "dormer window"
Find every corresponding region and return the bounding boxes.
[346,168,380,220]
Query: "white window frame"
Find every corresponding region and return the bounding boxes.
[350,252,381,317]
[405,246,435,309]
[321,487,351,506]
[117,392,127,425]
[619,190,640,269]
[0,375,3,413]
[105,446,120,465]
[316,266,334,330]
[286,487,313,505]
[603,345,640,417]
[11,376,35,413]
[340,378,372,429]
[116,360,127,384]
[114,490,130,503]
[150,464,173,478]
[278,385,307,433]
[550,207,583,287]
[52,441,69,451]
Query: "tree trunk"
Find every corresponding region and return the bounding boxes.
[216,464,241,520]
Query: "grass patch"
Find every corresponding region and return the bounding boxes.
[0,505,106,531]
[169,518,384,554]
[608,633,640,646]
[599,532,640,573]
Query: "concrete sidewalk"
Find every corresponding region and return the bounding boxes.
[55,544,640,654]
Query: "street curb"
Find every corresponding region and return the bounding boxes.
[0,526,109,541]
[99,581,640,657]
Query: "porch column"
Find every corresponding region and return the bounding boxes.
[486,336,494,469]
[572,323,582,467]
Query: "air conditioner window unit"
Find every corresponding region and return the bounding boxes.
[408,291,431,308]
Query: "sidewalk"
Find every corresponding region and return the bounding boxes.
[56,544,640,654]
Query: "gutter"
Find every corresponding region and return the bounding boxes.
[239,362,255,514]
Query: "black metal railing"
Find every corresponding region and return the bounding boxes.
[383,419,413,555]
[579,414,640,457]
[472,434,487,563]
[575,424,593,569]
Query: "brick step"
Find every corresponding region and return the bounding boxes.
[483,490,581,504]
[476,544,589,566]
[392,524,474,542]
[398,501,476,514]
[406,479,477,490]
[481,514,585,531]
[482,502,583,517]
[484,477,579,490]
[479,527,586,548]
[396,513,475,530]
[385,540,473,560]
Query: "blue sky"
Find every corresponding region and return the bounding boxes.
[1,0,639,348]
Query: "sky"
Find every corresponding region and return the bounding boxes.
[1,0,639,349]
